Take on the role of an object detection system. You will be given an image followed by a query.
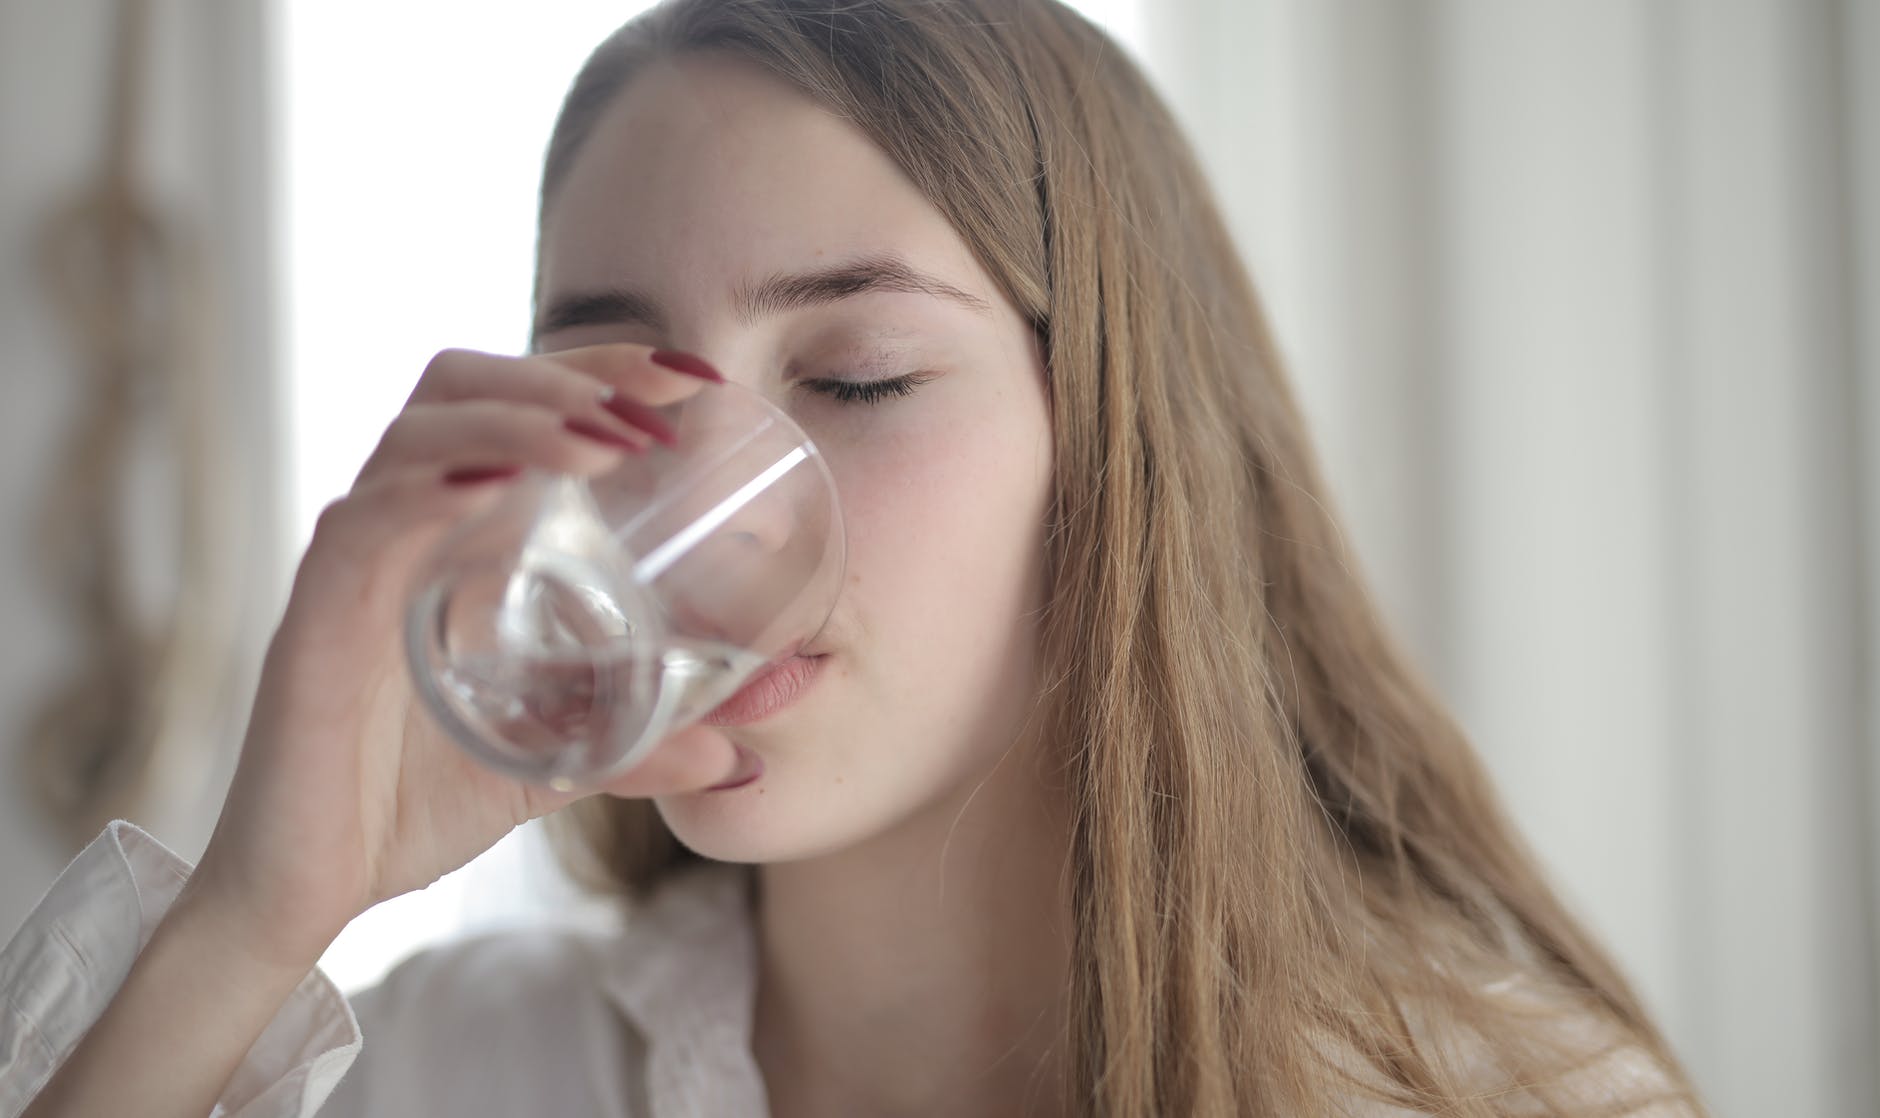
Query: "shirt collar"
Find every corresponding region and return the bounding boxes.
[597,861,770,1115]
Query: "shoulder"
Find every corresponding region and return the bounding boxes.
[1475,971,1702,1115]
[1332,969,1705,1117]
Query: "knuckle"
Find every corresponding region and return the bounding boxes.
[360,408,433,467]
[424,346,477,376]
[411,348,484,402]
[372,415,416,455]
[304,498,372,572]
[310,495,356,544]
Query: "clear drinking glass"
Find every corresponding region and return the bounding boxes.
[404,380,844,790]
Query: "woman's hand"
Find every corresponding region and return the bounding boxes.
[185,344,736,967]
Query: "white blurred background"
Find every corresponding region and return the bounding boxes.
[1,2,1874,1115]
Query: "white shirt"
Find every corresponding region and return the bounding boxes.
[0,821,767,1116]
[0,822,1696,1116]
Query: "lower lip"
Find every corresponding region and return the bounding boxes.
[701,654,826,728]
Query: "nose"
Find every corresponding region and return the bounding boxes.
[626,437,800,575]
[648,446,834,646]
[711,445,800,558]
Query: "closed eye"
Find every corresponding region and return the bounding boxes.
[801,373,930,405]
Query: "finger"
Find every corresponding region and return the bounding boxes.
[289,462,527,622]
[516,727,741,819]
[544,344,725,408]
[405,348,597,409]
[353,399,647,488]
[408,345,720,414]
[591,726,741,798]
[403,348,682,446]
[511,726,739,819]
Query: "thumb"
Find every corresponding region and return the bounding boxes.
[591,726,743,800]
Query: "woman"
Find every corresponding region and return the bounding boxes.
[7,0,1707,1114]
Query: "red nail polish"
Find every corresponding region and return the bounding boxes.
[650,349,726,383]
[599,395,679,446]
[443,464,523,486]
[563,416,645,451]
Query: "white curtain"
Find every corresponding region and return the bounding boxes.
[1138,2,1879,1115]
[0,0,283,932]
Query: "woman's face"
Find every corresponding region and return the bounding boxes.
[534,54,1054,863]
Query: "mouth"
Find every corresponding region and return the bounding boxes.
[700,649,829,728]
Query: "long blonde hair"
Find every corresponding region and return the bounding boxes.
[534,2,1707,1113]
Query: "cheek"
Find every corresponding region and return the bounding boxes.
[830,401,1051,700]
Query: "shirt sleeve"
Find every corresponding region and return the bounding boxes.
[0,820,363,1118]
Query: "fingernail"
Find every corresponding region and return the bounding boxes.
[598,392,679,446]
[563,416,646,452]
[650,349,726,383]
[443,464,523,486]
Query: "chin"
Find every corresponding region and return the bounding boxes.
[653,787,860,865]
[653,717,994,866]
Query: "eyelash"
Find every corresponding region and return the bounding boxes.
[803,373,927,405]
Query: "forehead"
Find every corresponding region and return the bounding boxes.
[538,54,984,313]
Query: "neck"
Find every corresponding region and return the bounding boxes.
[751,753,1074,1118]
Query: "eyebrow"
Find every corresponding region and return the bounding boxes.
[533,254,991,338]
